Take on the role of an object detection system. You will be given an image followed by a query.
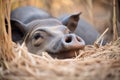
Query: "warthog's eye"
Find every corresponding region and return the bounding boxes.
[34,33,43,40]
[32,32,44,47]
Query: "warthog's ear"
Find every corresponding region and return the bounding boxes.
[10,19,26,42]
[60,12,81,32]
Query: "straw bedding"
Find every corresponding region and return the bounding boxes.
[0,39,120,80]
[0,0,119,80]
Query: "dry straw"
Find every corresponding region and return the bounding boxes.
[0,0,120,80]
[0,0,15,62]
[113,0,118,41]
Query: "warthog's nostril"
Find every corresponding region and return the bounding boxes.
[61,34,85,51]
[76,36,81,42]
[65,36,72,43]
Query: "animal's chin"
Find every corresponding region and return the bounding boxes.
[48,49,80,59]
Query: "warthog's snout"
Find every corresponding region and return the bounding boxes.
[62,34,85,50]
[49,33,85,59]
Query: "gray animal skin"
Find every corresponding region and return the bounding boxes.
[75,19,100,44]
[10,6,85,59]
[11,6,52,24]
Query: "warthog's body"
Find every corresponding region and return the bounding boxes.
[10,6,85,58]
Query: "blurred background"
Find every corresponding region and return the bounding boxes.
[11,0,118,42]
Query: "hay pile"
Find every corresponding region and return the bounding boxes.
[0,40,120,80]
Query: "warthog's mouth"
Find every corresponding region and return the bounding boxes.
[48,49,81,59]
